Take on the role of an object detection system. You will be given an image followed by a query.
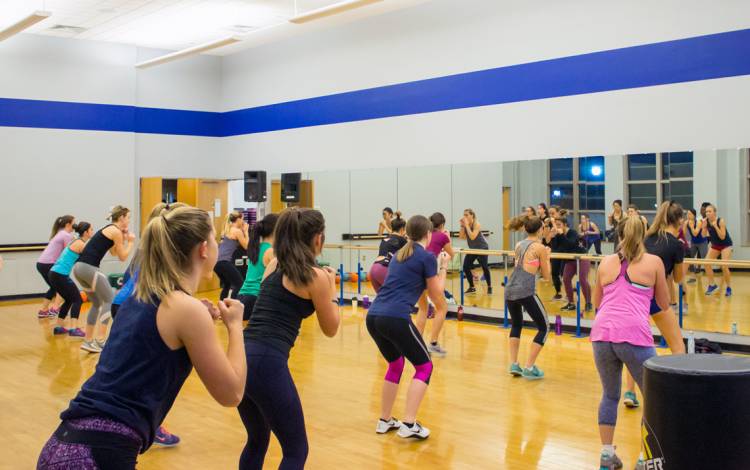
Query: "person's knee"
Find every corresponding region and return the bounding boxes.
[534,325,548,345]
[385,357,405,384]
[414,361,433,384]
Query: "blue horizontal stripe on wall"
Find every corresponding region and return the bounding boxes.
[1,28,750,137]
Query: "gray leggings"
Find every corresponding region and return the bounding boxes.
[592,341,656,426]
[73,262,113,326]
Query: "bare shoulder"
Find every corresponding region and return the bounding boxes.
[599,254,620,269]
[161,291,208,320]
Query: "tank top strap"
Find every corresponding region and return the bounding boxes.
[516,240,535,265]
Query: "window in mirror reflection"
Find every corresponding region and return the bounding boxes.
[549,156,605,228]
[627,152,693,216]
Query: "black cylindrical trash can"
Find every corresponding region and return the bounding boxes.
[643,355,750,470]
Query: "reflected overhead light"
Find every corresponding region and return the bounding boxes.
[591,165,602,177]
[135,36,242,68]
[0,10,51,42]
[553,190,562,198]
[289,0,383,24]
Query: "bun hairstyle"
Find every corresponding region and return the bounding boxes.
[396,215,432,262]
[135,206,213,303]
[248,213,279,264]
[617,216,646,263]
[72,222,91,237]
[108,206,130,223]
[274,207,326,286]
[390,211,406,233]
[50,215,75,239]
[646,201,684,239]
[429,212,446,231]
[508,215,543,234]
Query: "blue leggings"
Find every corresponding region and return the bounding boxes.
[592,341,655,426]
[237,341,308,470]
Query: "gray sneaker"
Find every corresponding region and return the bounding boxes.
[95,339,107,349]
[599,452,623,470]
[81,340,102,353]
[428,343,447,357]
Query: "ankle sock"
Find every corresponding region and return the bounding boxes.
[402,422,414,428]
[601,445,615,457]
[430,341,437,346]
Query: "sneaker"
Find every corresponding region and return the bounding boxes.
[375,417,401,434]
[705,284,719,295]
[623,391,640,408]
[446,297,457,305]
[427,343,447,357]
[522,365,544,380]
[599,451,623,470]
[68,328,85,338]
[154,426,180,447]
[561,303,576,311]
[726,287,732,297]
[397,422,430,440]
[585,302,593,312]
[53,326,68,335]
[95,339,107,349]
[487,287,493,295]
[551,294,563,301]
[509,363,523,377]
[37,309,52,319]
[49,307,60,315]
[687,278,697,284]
[464,287,476,295]
[99,311,112,323]
[80,340,102,353]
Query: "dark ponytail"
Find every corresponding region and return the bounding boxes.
[50,215,74,239]
[248,213,279,264]
[391,211,406,233]
[72,222,91,238]
[396,215,432,262]
[274,208,325,286]
[429,212,446,230]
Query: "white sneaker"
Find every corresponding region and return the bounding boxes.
[397,422,430,440]
[95,338,107,349]
[375,417,401,434]
[427,343,447,357]
[81,340,102,353]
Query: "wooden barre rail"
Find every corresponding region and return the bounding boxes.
[323,244,750,268]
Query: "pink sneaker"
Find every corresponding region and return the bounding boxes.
[37,309,52,319]
[68,328,85,338]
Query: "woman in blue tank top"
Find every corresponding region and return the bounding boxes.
[48,222,93,337]
[38,206,248,470]
[238,208,340,470]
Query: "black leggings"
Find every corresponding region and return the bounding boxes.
[507,294,550,346]
[213,260,243,300]
[238,341,308,470]
[36,262,56,300]
[550,259,562,294]
[48,272,82,320]
[463,254,491,288]
[587,239,602,255]
[366,314,433,384]
[239,294,257,322]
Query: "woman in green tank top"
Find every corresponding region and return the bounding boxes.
[239,214,279,321]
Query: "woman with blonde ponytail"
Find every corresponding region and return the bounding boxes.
[215,211,249,300]
[590,216,684,469]
[39,206,247,470]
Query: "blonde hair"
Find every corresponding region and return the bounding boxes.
[396,215,432,262]
[646,201,684,239]
[221,211,243,238]
[108,205,130,223]
[147,202,187,223]
[135,206,213,303]
[617,216,646,263]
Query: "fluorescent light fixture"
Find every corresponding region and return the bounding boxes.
[135,35,242,69]
[0,10,51,42]
[289,0,383,24]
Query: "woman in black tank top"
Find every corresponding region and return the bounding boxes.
[702,204,733,296]
[238,208,340,470]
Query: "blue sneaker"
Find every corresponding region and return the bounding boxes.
[726,287,732,297]
[509,363,523,377]
[53,326,68,335]
[522,365,544,380]
[623,391,640,408]
[154,426,180,447]
[705,284,719,295]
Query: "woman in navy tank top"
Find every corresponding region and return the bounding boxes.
[38,206,248,470]
[702,204,734,296]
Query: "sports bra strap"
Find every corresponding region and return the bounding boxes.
[517,241,536,266]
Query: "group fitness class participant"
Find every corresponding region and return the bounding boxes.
[238,213,279,321]
[214,211,249,300]
[543,206,565,301]
[591,216,684,470]
[367,215,448,441]
[48,222,92,337]
[506,215,551,380]
[553,216,592,312]
[378,207,396,236]
[685,208,708,276]
[703,204,733,296]
[237,208,339,470]
[460,209,492,295]
[608,200,624,245]
[369,213,407,293]
[36,215,75,318]
[72,206,135,353]
[38,206,247,470]
[579,214,602,255]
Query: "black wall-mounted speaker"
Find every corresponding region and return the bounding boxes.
[244,171,267,202]
[281,173,302,203]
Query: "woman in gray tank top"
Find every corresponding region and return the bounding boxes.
[505,215,551,380]
[459,209,492,295]
[214,212,249,300]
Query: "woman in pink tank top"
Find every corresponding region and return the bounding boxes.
[36,215,76,318]
[590,216,685,469]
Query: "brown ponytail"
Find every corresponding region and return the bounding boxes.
[274,207,325,286]
[396,215,432,262]
[135,206,213,303]
[618,216,646,263]
[108,206,130,223]
[50,215,74,239]
[508,214,543,234]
